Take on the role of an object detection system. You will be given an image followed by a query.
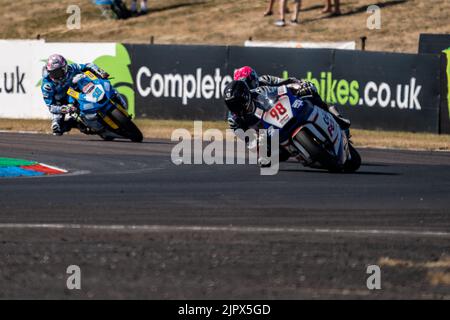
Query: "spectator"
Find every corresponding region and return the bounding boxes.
[264,0,275,16]
[130,0,148,15]
[94,0,130,19]
[275,0,301,27]
[264,0,292,17]
[323,0,341,15]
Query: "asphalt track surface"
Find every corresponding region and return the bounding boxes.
[0,132,449,299]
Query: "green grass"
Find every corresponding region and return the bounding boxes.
[1,118,449,151]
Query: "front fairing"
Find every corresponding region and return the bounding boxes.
[254,87,314,140]
[70,75,114,115]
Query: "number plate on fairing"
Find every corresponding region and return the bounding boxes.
[84,85,105,103]
[262,95,293,128]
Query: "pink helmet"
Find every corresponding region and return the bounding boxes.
[233,66,259,89]
[46,54,68,83]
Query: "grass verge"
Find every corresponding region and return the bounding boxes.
[1,0,449,54]
[1,118,449,151]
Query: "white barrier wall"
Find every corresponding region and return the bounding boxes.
[244,40,356,50]
[0,40,116,119]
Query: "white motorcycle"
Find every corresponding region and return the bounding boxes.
[254,86,361,172]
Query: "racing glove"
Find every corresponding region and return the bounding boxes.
[227,114,249,132]
[86,63,110,79]
[287,80,317,97]
[60,104,77,114]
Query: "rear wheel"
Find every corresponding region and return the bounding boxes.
[294,129,341,172]
[109,108,143,142]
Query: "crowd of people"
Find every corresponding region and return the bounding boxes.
[264,0,341,27]
[94,0,148,19]
[96,0,342,24]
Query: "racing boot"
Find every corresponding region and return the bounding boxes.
[258,143,291,168]
[51,115,75,136]
[328,105,351,130]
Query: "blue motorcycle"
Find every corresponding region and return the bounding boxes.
[253,85,361,172]
[67,71,143,142]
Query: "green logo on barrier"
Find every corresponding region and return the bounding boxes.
[94,44,135,117]
[283,70,360,106]
[444,47,450,120]
[37,44,135,117]
[282,69,424,110]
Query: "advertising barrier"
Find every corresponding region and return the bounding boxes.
[228,46,441,132]
[128,44,441,132]
[244,40,356,50]
[126,44,232,120]
[332,50,441,132]
[418,34,450,54]
[0,40,43,119]
[441,49,450,134]
[0,41,446,133]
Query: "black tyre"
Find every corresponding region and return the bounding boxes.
[344,144,361,173]
[294,129,341,172]
[100,134,115,141]
[110,108,143,142]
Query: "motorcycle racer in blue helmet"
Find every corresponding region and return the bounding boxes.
[41,54,126,135]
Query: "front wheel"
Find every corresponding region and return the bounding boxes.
[294,129,341,172]
[109,108,143,142]
[343,144,361,173]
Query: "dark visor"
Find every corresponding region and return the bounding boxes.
[226,98,244,114]
[49,67,66,81]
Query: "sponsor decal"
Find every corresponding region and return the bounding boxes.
[0,66,26,94]
[284,71,423,110]
[82,82,94,94]
[136,67,232,105]
[94,44,135,116]
[444,48,450,119]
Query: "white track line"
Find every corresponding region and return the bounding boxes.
[0,224,448,238]
[0,130,42,134]
[39,163,68,173]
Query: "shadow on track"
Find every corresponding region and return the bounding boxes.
[359,163,390,167]
[82,138,173,145]
[280,168,399,176]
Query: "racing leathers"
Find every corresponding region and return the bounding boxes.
[41,63,118,135]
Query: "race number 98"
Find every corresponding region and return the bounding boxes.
[269,103,287,120]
